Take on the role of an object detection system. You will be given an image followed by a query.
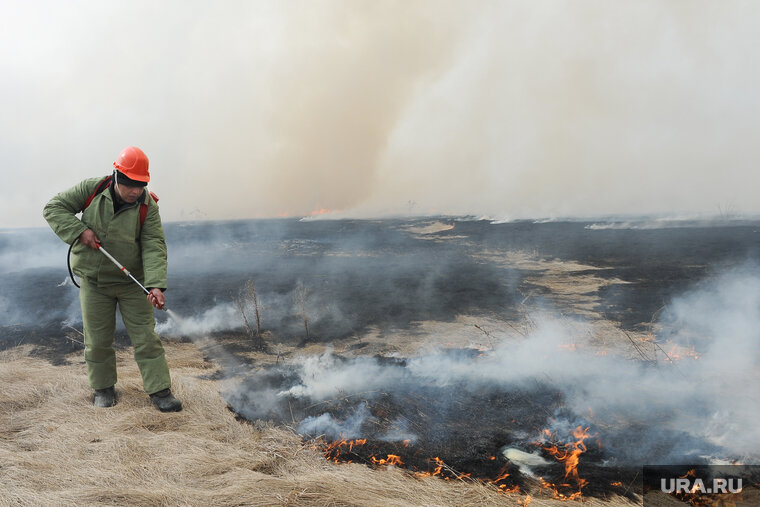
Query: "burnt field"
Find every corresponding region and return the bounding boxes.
[2,216,759,501]
[4,216,758,344]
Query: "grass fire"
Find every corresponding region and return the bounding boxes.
[2,217,759,505]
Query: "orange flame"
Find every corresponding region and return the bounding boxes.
[540,426,591,500]
[319,437,368,463]
[371,454,404,467]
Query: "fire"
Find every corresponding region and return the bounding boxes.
[482,462,523,495]
[539,426,591,500]
[413,457,447,479]
[498,484,520,494]
[309,208,332,216]
[664,343,700,362]
[314,431,604,500]
[371,454,403,467]
[493,465,510,483]
[518,494,532,506]
[319,437,368,463]
[640,334,701,363]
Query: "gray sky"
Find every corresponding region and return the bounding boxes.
[3,0,759,228]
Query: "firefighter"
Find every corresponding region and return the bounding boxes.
[43,146,182,412]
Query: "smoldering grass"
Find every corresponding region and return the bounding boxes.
[0,343,539,506]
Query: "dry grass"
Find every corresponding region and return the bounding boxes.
[0,342,636,507]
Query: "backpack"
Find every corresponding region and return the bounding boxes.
[83,175,159,227]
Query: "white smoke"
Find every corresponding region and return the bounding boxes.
[279,347,408,400]
[655,262,760,456]
[155,303,240,336]
[254,263,760,463]
[298,403,371,441]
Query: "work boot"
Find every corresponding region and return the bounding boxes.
[93,386,116,408]
[149,388,182,412]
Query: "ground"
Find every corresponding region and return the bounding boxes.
[3,218,757,505]
[0,340,637,506]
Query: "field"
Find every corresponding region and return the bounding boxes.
[1,217,758,505]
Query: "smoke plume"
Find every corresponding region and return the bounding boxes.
[3,1,759,228]
[229,262,760,465]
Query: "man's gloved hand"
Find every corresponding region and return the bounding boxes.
[147,288,165,309]
[79,229,101,250]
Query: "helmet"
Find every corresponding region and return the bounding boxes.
[113,146,150,182]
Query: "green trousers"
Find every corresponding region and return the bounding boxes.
[79,278,171,395]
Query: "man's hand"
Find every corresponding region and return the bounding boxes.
[147,288,165,310]
[79,229,101,250]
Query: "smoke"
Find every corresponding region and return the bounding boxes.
[0,229,67,274]
[4,1,760,228]
[230,262,760,465]
[155,304,239,336]
[298,403,371,441]
[655,262,760,455]
[279,348,408,400]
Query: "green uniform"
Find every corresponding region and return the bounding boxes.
[43,176,171,394]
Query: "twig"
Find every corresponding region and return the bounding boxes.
[473,324,496,350]
[622,469,639,498]
[437,458,474,483]
[622,330,655,365]
[63,324,84,337]
[64,335,84,346]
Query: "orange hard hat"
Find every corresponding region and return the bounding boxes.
[113,146,150,182]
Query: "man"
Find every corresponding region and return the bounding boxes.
[43,146,181,412]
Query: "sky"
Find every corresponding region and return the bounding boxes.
[2,0,759,228]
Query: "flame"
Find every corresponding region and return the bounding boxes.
[413,457,448,479]
[493,465,510,483]
[309,207,332,216]
[318,437,368,463]
[611,481,623,487]
[315,433,604,500]
[371,454,403,467]
[518,494,532,506]
[498,484,520,494]
[539,426,591,500]
[664,343,701,362]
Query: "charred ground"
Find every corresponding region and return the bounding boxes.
[2,217,758,502]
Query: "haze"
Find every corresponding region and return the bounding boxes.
[2,0,759,228]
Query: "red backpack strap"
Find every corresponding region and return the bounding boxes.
[82,175,113,212]
[139,191,159,227]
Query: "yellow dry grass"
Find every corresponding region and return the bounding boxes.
[0,342,637,507]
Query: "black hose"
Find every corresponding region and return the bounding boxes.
[67,239,80,288]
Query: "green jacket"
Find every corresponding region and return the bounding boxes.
[43,176,168,289]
